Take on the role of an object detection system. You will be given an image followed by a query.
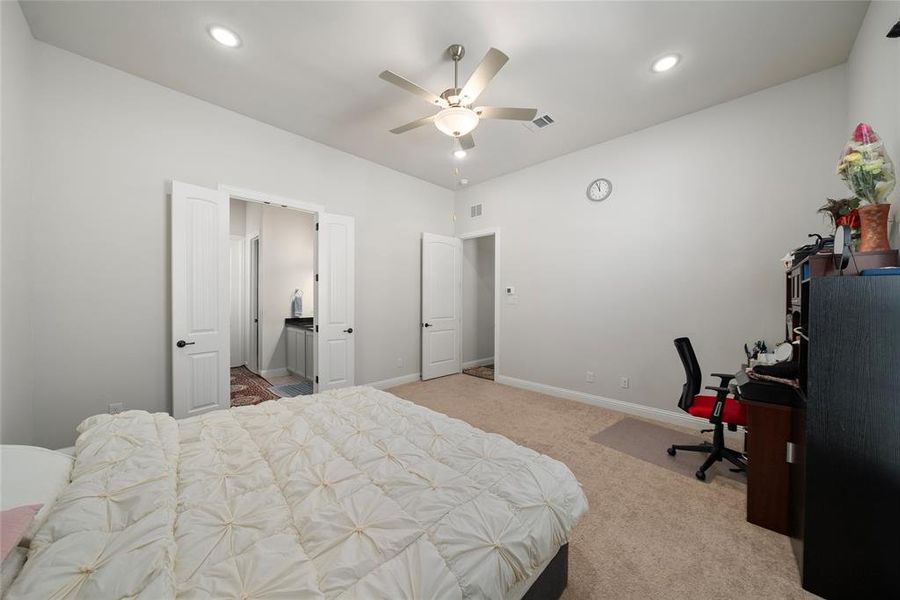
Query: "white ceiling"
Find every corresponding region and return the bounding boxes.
[21,1,867,189]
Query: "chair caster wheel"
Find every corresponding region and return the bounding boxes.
[695,470,706,481]
[667,447,676,456]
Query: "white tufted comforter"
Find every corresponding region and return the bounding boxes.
[7,386,587,599]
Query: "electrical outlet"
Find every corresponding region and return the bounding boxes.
[109,402,125,415]
[620,377,630,389]
[396,357,403,368]
[586,371,595,383]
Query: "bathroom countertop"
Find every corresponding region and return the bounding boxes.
[285,317,314,330]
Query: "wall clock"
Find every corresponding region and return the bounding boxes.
[587,178,612,202]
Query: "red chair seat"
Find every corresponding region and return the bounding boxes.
[687,395,747,426]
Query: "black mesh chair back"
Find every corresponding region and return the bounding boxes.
[674,337,701,412]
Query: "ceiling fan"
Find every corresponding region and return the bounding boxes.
[379,44,537,151]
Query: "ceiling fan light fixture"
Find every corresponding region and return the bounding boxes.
[434,107,479,137]
[453,149,467,159]
[651,53,680,73]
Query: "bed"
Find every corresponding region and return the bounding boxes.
[5,386,587,599]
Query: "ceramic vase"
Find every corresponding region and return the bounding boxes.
[857,203,891,252]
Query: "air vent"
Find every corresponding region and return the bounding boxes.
[470,203,483,218]
[522,114,557,132]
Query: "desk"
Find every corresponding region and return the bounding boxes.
[739,274,900,599]
[737,397,794,535]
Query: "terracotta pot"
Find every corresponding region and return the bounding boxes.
[857,203,892,252]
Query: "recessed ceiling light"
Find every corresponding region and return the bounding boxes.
[209,25,241,48]
[651,54,680,73]
[454,149,467,159]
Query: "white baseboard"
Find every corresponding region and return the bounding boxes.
[261,368,288,378]
[462,357,494,369]
[495,374,723,433]
[366,373,421,390]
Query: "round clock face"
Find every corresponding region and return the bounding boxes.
[587,178,612,202]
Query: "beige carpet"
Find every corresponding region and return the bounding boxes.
[389,374,816,600]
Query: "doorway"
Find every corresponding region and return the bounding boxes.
[461,234,495,380]
[228,198,316,406]
[420,228,500,382]
[170,181,356,419]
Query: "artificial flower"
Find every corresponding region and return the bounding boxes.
[852,122,877,143]
[836,123,895,205]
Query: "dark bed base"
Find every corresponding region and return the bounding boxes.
[522,543,569,600]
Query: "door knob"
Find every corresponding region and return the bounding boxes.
[343,328,353,334]
[423,323,433,328]
[176,340,195,348]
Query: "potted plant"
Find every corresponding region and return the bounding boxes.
[834,123,895,251]
[818,197,861,248]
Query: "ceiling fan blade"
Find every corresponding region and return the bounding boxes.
[475,106,538,121]
[379,70,446,107]
[389,114,436,134]
[458,133,475,150]
[459,48,509,104]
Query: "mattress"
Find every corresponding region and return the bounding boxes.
[6,386,587,599]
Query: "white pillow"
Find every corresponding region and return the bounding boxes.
[0,445,74,545]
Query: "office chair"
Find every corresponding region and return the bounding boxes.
[667,337,747,481]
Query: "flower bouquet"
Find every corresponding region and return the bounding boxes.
[834,123,895,251]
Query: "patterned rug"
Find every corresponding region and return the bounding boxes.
[230,366,278,407]
[462,364,494,381]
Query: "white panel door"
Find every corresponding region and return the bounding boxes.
[317,214,355,391]
[421,233,462,380]
[171,181,230,419]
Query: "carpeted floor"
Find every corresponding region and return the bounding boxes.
[389,374,815,600]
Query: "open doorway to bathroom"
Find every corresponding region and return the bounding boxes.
[461,233,496,381]
[229,198,316,406]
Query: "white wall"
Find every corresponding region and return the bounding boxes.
[4,9,882,447]
[0,1,35,445]
[259,205,315,374]
[229,198,246,237]
[455,66,849,417]
[462,236,495,364]
[228,199,247,366]
[23,41,453,448]
[846,1,900,246]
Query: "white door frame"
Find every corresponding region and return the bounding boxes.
[457,228,500,379]
[219,184,326,390]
